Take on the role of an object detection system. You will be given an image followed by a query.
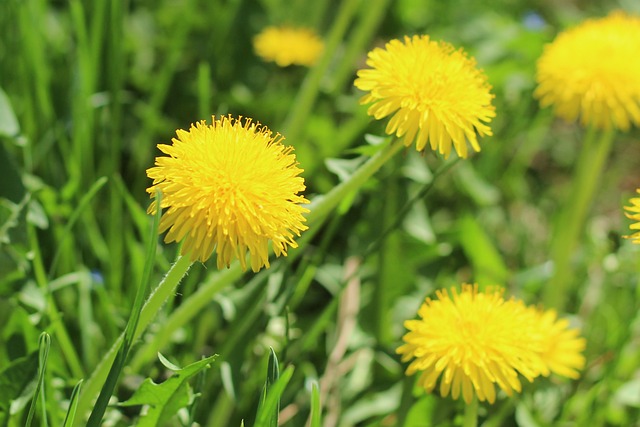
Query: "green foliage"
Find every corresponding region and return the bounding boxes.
[120,353,217,426]
[0,350,38,422]
[1,0,639,426]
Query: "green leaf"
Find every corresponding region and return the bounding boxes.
[25,332,50,427]
[120,353,217,427]
[457,213,509,285]
[254,366,294,427]
[62,380,83,427]
[0,87,20,137]
[309,381,321,427]
[0,145,25,204]
[256,348,280,427]
[402,396,436,427]
[0,350,38,415]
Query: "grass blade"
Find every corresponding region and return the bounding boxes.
[255,364,294,427]
[256,348,281,427]
[309,381,322,427]
[62,380,83,427]
[85,191,162,426]
[25,332,50,427]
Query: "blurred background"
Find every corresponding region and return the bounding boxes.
[1,0,640,425]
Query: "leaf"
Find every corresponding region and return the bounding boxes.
[0,350,39,414]
[402,395,436,427]
[0,145,25,204]
[62,380,83,427]
[325,157,366,182]
[254,366,294,427]
[120,353,217,427]
[0,87,20,137]
[309,381,321,427]
[614,378,640,407]
[256,348,280,427]
[457,213,509,285]
[25,332,51,427]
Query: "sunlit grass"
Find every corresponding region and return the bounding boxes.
[1,1,639,426]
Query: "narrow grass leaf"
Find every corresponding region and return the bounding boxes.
[85,191,162,426]
[254,366,294,427]
[457,213,509,286]
[256,348,280,427]
[309,381,321,427]
[0,87,20,137]
[62,380,83,427]
[25,332,50,427]
[119,353,218,427]
[47,176,108,280]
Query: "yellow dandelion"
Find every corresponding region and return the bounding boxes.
[535,11,640,131]
[623,189,640,243]
[146,115,310,272]
[354,35,495,159]
[397,284,585,404]
[253,26,324,67]
[535,309,586,379]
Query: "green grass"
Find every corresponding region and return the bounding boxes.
[2,0,640,426]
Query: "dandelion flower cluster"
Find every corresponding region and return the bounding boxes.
[623,189,640,243]
[253,26,324,67]
[354,35,495,159]
[397,284,586,404]
[535,11,640,131]
[146,115,310,272]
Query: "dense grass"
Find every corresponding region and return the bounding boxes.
[1,0,640,426]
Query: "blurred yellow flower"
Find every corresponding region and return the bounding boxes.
[623,189,640,243]
[146,115,310,272]
[535,309,586,379]
[354,35,495,159]
[397,284,586,404]
[254,26,324,67]
[535,11,640,131]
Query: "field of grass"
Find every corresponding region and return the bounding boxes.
[1,0,640,426]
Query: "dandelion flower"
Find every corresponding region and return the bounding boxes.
[354,35,495,159]
[535,11,640,131]
[146,115,310,272]
[623,189,640,243]
[535,309,586,379]
[397,284,586,404]
[254,26,324,67]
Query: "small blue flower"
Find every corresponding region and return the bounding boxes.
[523,11,546,31]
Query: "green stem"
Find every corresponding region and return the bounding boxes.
[282,0,360,142]
[306,140,404,228]
[77,138,404,419]
[74,255,193,426]
[544,127,616,309]
[128,266,243,371]
[130,140,405,368]
[463,398,479,427]
[328,0,393,94]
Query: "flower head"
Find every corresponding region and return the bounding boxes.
[535,11,640,131]
[397,284,586,404]
[254,26,324,67]
[623,189,640,243]
[354,35,495,159]
[146,115,310,272]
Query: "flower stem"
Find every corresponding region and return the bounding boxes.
[328,0,393,94]
[306,139,405,229]
[76,139,404,421]
[463,398,479,427]
[74,255,193,426]
[544,127,616,309]
[282,0,360,142]
[128,139,406,368]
